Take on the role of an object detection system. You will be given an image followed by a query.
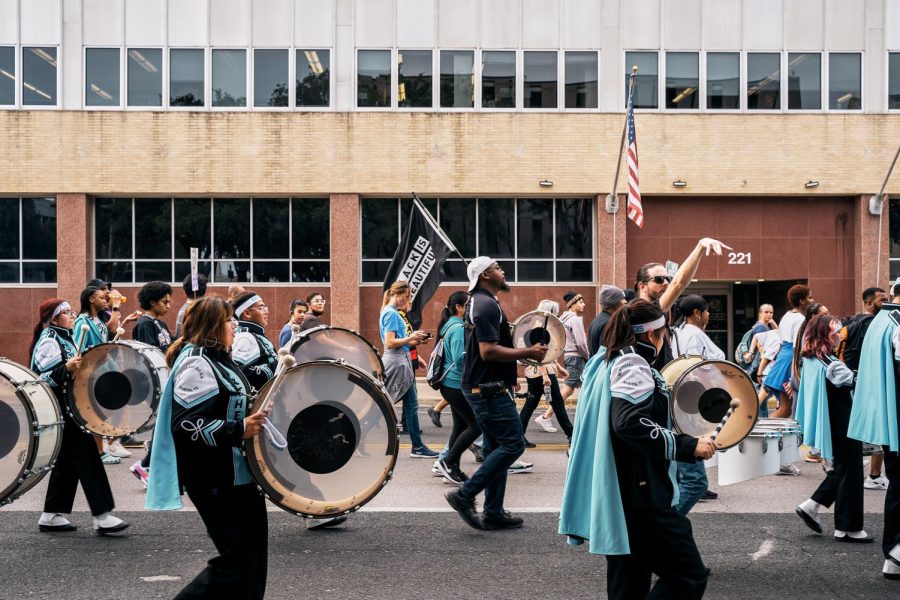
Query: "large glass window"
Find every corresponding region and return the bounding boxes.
[357,50,390,107]
[95,198,329,283]
[482,51,516,108]
[254,49,288,107]
[0,197,57,284]
[22,47,57,106]
[127,48,162,106]
[524,51,557,109]
[828,53,861,110]
[0,47,13,105]
[891,53,900,110]
[398,50,432,108]
[212,49,247,107]
[787,52,821,110]
[360,198,593,283]
[564,51,597,109]
[706,52,739,109]
[747,52,780,110]
[296,49,330,107]
[440,50,474,108]
[169,49,204,107]
[85,48,120,107]
[625,51,658,108]
[666,52,699,109]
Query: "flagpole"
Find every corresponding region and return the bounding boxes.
[608,66,638,287]
[411,192,469,266]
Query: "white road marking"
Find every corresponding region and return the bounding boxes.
[140,575,182,582]
[750,539,775,561]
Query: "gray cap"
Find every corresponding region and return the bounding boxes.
[599,284,625,308]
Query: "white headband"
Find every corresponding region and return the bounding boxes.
[50,302,71,321]
[632,315,666,334]
[235,294,262,318]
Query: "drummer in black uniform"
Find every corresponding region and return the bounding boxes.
[230,291,278,393]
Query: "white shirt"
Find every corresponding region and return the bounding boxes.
[761,331,783,376]
[778,311,806,345]
[670,323,725,360]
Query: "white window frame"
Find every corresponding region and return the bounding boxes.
[562,50,601,112]
[825,51,864,113]
[0,196,58,287]
[210,47,250,112]
[20,45,61,110]
[168,47,208,111]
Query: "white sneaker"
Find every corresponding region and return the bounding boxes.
[508,460,534,474]
[534,415,557,433]
[103,440,132,458]
[777,464,801,476]
[38,513,76,531]
[865,475,889,490]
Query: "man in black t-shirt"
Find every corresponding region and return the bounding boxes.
[445,257,547,531]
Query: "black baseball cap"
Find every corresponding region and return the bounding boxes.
[87,278,111,289]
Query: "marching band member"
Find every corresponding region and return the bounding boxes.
[230,291,278,393]
[146,296,269,599]
[794,314,871,543]
[560,299,715,599]
[31,298,128,535]
[848,281,900,581]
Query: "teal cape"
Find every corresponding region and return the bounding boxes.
[558,348,631,555]
[73,313,107,350]
[848,308,900,451]
[796,357,833,460]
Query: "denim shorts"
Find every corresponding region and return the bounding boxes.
[563,356,585,388]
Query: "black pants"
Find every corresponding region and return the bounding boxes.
[606,507,708,600]
[520,374,574,439]
[439,385,480,466]
[883,450,900,558]
[178,483,268,600]
[809,399,864,532]
[43,414,115,517]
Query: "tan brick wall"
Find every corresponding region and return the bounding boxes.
[1,112,898,196]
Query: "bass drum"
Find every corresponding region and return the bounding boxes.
[290,326,384,382]
[246,360,398,518]
[0,358,63,506]
[70,340,169,438]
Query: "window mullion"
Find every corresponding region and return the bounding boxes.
[249,198,254,283]
[170,198,175,283]
[209,198,215,283]
[552,198,556,282]
[18,197,23,284]
[131,197,136,282]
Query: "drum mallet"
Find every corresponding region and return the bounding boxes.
[709,399,741,445]
[274,347,291,376]
[112,327,126,342]
[76,324,90,357]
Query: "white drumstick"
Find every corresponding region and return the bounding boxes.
[112,326,125,342]
[709,399,740,444]
[76,324,90,357]
[259,354,295,415]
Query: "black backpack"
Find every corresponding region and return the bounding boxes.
[839,313,874,371]
[425,322,464,390]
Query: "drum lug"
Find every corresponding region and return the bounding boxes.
[762,439,768,454]
[738,441,745,453]
[778,439,784,452]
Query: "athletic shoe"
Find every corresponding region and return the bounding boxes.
[428,407,442,428]
[100,452,121,465]
[703,490,718,500]
[306,516,347,530]
[435,458,469,485]
[129,462,149,489]
[410,446,439,458]
[93,512,129,535]
[431,461,443,476]
[482,511,524,530]
[507,461,533,474]
[524,439,537,449]
[804,451,823,463]
[445,489,483,530]
[103,440,132,458]
[865,475,889,490]
[777,464,801,476]
[795,505,822,534]
[470,445,484,463]
[119,435,143,448]
[883,558,900,580]
[534,415,557,433]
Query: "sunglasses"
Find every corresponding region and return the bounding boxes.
[646,275,673,285]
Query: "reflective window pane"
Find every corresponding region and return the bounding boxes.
[213,198,250,260]
[555,198,592,259]
[478,199,514,258]
[440,50,474,108]
[482,51,516,108]
[524,51,557,109]
[253,261,289,283]
[556,261,592,282]
[666,52,698,109]
[361,198,398,259]
[214,260,250,283]
[95,198,132,259]
[96,260,132,283]
[22,197,56,260]
[254,49,288,107]
[292,198,329,259]
[0,263,18,282]
[626,52,657,108]
[0,198,18,258]
[296,49,330,107]
[174,198,211,259]
[787,52,821,110]
[22,47,57,106]
[891,53,900,110]
[0,47,13,104]
[706,52,739,109]
[400,198,437,235]
[175,260,211,282]
[169,49,204,107]
[253,198,289,258]
[85,48,119,106]
[518,261,553,282]
[212,49,247,107]
[441,259,468,283]
[362,261,390,283]
[398,50,432,108]
[747,53,780,110]
[516,199,553,258]
[565,51,597,109]
[292,261,329,283]
[438,198,477,258]
[127,48,162,106]
[829,53,861,110]
[135,261,171,282]
[357,50,391,107]
[23,262,56,284]
[135,198,171,259]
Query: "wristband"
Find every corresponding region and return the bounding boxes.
[111,307,121,312]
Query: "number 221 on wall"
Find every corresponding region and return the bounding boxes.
[727,252,751,265]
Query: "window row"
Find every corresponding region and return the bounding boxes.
[361,197,594,283]
[627,51,870,111]
[94,197,330,284]
[0,197,57,284]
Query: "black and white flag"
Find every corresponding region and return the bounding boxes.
[382,198,456,329]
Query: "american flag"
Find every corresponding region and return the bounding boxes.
[626,95,643,228]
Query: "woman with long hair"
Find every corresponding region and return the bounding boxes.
[763,284,814,419]
[794,314,872,543]
[146,296,269,599]
[31,298,128,534]
[560,300,714,599]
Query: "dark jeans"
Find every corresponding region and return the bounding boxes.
[520,374,574,439]
[883,450,900,558]
[440,385,481,466]
[459,388,525,518]
[809,399,864,532]
[606,507,708,600]
[675,460,709,516]
[178,484,268,600]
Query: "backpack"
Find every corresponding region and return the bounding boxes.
[733,327,757,368]
[425,323,464,390]
[838,313,874,370]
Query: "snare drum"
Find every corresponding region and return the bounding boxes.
[245,360,398,518]
[70,340,169,438]
[756,418,802,465]
[717,428,782,486]
[0,358,63,506]
[511,310,566,366]
[290,326,385,382]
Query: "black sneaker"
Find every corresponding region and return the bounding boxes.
[119,435,143,448]
[703,490,718,500]
[524,439,536,449]
[481,511,523,530]
[435,458,457,481]
[470,445,484,463]
[428,407,442,428]
[452,465,470,483]
[445,489,483,530]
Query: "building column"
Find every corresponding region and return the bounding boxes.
[854,194,890,312]
[56,194,90,305]
[595,193,629,305]
[329,193,361,330]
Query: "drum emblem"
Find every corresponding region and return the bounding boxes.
[17,449,26,465]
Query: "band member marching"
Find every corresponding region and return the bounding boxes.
[230,292,278,393]
[560,300,715,599]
